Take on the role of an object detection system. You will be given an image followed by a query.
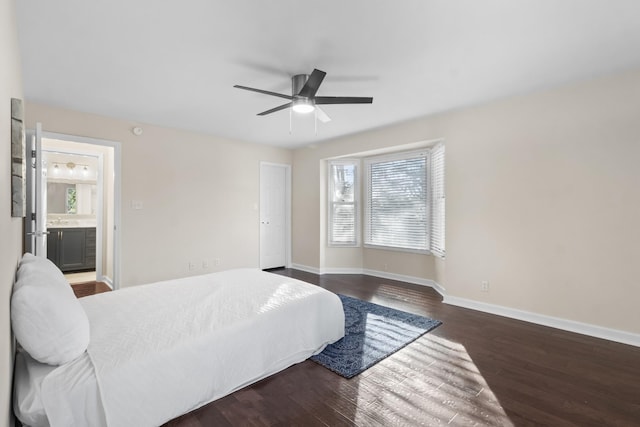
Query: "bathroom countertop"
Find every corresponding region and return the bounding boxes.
[47,222,97,228]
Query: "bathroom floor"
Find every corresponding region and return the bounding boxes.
[64,271,96,284]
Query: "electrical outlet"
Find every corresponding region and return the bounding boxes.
[188,261,197,271]
[214,258,220,267]
[481,280,490,292]
[202,260,209,269]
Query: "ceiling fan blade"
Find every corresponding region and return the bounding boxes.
[234,85,293,100]
[315,106,331,123]
[315,96,373,105]
[297,69,326,98]
[257,102,292,116]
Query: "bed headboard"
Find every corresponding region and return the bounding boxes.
[1,255,21,427]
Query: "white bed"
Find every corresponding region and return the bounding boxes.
[13,264,344,427]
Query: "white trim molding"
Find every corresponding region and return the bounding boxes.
[98,275,114,290]
[323,267,365,275]
[41,130,122,290]
[287,265,639,348]
[290,263,321,275]
[361,269,446,297]
[289,264,446,296]
[444,295,640,348]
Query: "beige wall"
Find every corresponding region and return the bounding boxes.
[1,0,23,425]
[25,103,292,287]
[292,149,322,269]
[293,69,640,335]
[443,69,640,334]
[363,249,437,279]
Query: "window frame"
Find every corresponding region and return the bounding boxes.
[429,143,445,258]
[327,159,360,247]
[363,149,431,254]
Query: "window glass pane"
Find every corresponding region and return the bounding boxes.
[330,203,355,243]
[328,161,358,246]
[66,187,77,214]
[366,153,428,251]
[331,164,355,203]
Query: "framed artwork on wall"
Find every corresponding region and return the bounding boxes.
[11,97,26,218]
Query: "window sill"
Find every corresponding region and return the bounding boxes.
[363,244,431,256]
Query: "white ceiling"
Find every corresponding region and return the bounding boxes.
[15,0,640,148]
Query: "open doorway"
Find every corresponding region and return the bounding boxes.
[25,126,121,289]
[43,138,116,287]
[43,149,101,283]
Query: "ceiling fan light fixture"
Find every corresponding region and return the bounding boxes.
[292,98,315,114]
[234,68,372,121]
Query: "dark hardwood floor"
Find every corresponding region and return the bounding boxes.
[76,270,640,426]
[162,269,640,426]
[71,281,112,298]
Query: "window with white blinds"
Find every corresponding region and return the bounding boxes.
[363,145,445,255]
[430,143,445,257]
[328,160,359,246]
[364,150,428,252]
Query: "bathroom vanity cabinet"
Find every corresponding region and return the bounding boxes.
[47,227,96,272]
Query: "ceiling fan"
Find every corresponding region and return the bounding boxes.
[234,68,373,123]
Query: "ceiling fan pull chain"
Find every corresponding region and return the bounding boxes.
[315,109,318,135]
[289,108,292,134]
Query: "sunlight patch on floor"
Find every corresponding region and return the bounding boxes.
[350,334,513,426]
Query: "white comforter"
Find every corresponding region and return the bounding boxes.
[36,269,344,427]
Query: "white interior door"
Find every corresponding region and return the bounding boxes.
[260,163,289,269]
[25,123,48,257]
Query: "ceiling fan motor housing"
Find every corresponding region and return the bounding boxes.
[292,74,310,96]
[292,74,315,112]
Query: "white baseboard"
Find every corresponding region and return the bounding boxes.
[362,269,447,297]
[98,275,114,290]
[289,264,639,348]
[323,267,370,275]
[290,263,321,275]
[290,264,445,296]
[444,295,640,348]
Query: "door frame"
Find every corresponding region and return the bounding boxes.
[38,130,122,289]
[259,162,292,269]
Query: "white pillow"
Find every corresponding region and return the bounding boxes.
[11,253,90,365]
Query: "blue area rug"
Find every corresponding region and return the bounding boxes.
[311,294,442,379]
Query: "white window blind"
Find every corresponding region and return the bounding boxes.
[430,143,445,257]
[364,150,428,252]
[328,160,358,246]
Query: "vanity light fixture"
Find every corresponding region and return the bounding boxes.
[50,161,92,177]
[66,162,76,177]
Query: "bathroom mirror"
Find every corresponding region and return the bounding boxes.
[47,182,97,215]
